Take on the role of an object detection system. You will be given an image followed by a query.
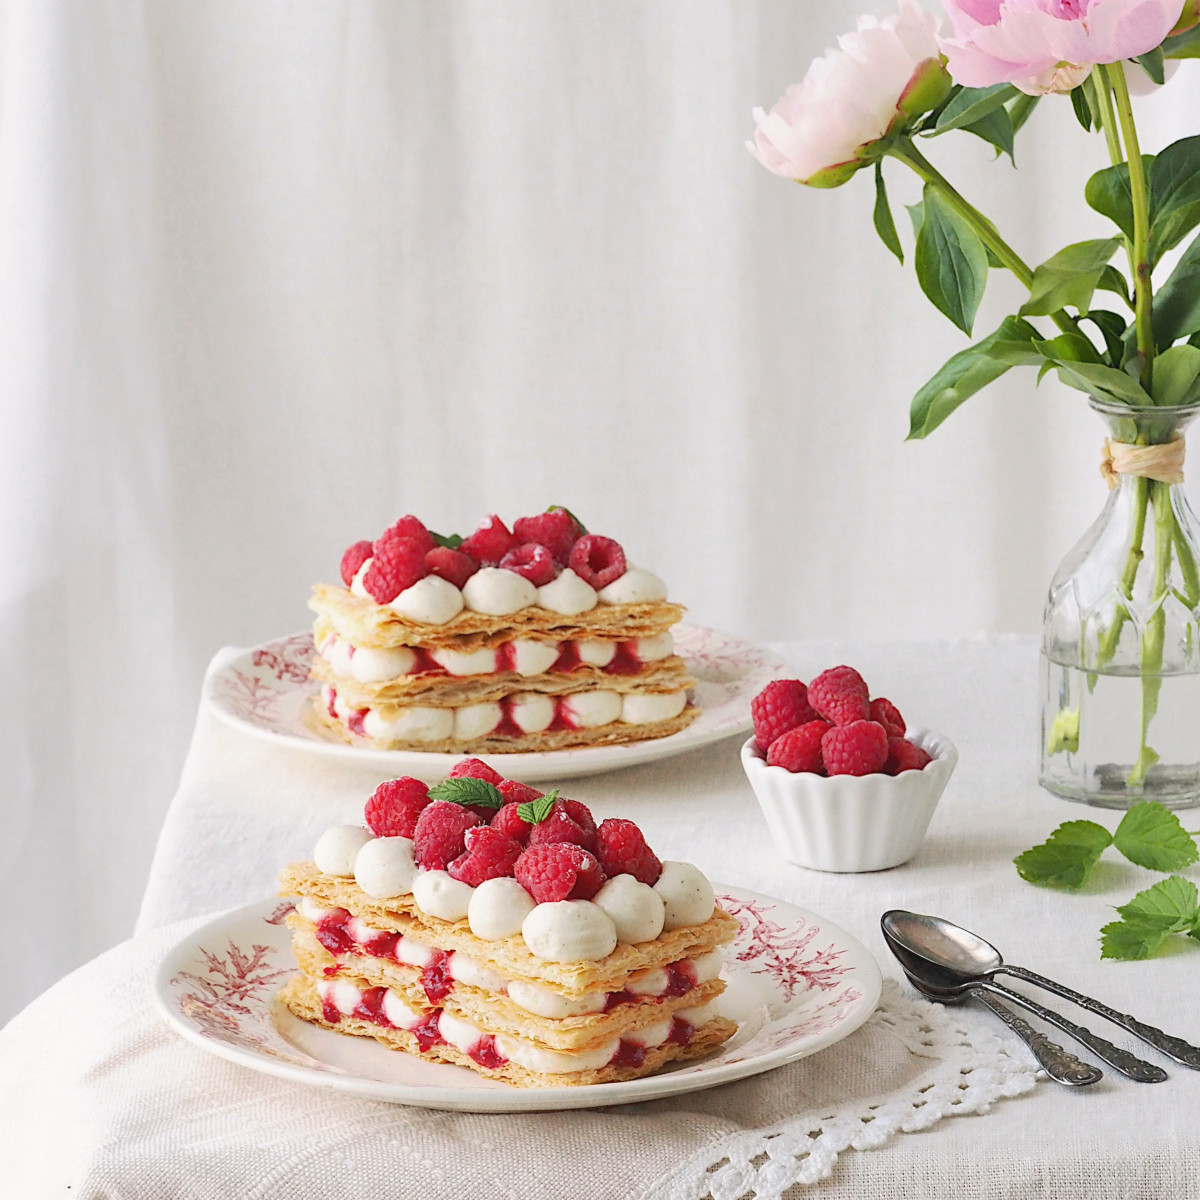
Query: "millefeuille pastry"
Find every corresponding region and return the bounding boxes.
[308,507,698,752]
[277,762,738,1087]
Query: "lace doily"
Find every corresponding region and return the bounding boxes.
[642,979,1039,1200]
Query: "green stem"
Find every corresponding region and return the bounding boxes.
[890,140,1078,336]
[1089,69,1138,308]
[1103,63,1155,392]
[1093,474,1150,678]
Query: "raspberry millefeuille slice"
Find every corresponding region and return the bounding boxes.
[307,507,699,753]
[277,762,739,1087]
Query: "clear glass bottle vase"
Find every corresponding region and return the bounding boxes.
[1040,398,1200,810]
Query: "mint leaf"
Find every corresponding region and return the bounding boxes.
[1117,874,1199,928]
[1013,820,1113,888]
[548,505,586,533]
[516,789,559,825]
[426,777,503,809]
[1100,915,1177,961]
[1113,801,1200,872]
[430,530,464,550]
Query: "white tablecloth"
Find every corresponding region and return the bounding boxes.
[6,636,1200,1197]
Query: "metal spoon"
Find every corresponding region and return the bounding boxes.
[881,919,1167,1082]
[899,963,1103,1086]
[883,909,1200,1070]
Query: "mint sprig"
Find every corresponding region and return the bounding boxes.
[430,530,464,550]
[426,777,504,809]
[516,789,559,825]
[1014,800,1200,961]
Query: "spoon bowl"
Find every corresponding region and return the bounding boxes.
[881,910,1004,979]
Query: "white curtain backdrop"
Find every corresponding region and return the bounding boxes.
[2,0,1198,1023]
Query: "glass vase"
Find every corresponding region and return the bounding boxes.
[1040,398,1200,810]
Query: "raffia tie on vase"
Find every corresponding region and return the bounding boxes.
[1100,437,1186,490]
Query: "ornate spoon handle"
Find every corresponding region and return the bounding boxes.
[973,980,1168,1083]
[1000,964,1200,1069]
[972,992,1102,1086]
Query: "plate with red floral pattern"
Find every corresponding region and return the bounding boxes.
[155,888,881,1113]
[203,624,789,781]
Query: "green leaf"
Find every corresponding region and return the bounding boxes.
[1019,238,1120,318]
[1083,309,1129,366]
[960,105,1015,161]
[1119,874,1200,928]
[1149,135,1200,260]
[1134,45,1166,85]
[1041,357,1154,406]
[430,530,464,550]
[1033,332,1102,365]
[1149,343,1200,406]
[907,315,1040,439]
[426,777,504,809]
[1008,93,1040,135]
[516,788,558,825]
[873,162,903,264]
[1100,914,1178,960]
[1070,83,1093,131]
[1086,157,1156,241]
[914,184,989,335]
[1113,801,1200,871]
[1097,265,1131,310]
[548,505,586,533]
[1153,231,1200,346]
[1164,21,1200,59]
[1013,819,1113,889]
[933,83,1017,132]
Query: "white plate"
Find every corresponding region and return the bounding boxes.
[203,624,788,781]
[155,889,881,1113]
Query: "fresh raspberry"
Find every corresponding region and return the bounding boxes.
[448,757,504,786]
[499,543,558,586]
[376,515,435,555]
[512,508,583,565]
[448,825,523,886]
[460,515,518,566]
[869,697,906,738]
[808,666,870,727]
[561,797,596,836]
[527,800,597,853]
[364,777,431,837]
[412,801,483,871]
[594,818,662,885]
[363,532,428,603]
[491,801,535,844]
[568,534,626,589]
[515,842,606,902]
[340,540,374,587]
[751,679,817,752]
[425,546,478,589]
[887,737,932,774]
[821,720,889,776]
[497,779,543,806]
[766,720,832,773]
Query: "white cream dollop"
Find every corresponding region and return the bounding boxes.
[598,566,668,605]
[536,568,598,615]
[432,645,499,676]
[352,645,417,682]
[593,874,667,943]
[505,980,607,1019]
[463,567,537,616]
[313,825,373,877]
[495,1033,619,1075]
[412,870,474,921]
[353,836,418,899]
[350,559,373,599]
[634,631,674,662]
[390,575,464,625]
[622,690,687,724]
[510,639,559,677]
[653,861,715,931]
[362,705,454,743]
[576,638,617,668]
[561,690,622,729]
[508,692,555,733]
[522,899,618,962]
[453,702,502,741]
[468,877,537,940]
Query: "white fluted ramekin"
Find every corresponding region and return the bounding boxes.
[740,728,957,873]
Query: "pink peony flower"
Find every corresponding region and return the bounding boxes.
[748,0,949,187]
[939,0,1184,95]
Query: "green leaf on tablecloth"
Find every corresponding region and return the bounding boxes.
[1101,876,1200,960]
[1114,801,1200,872]
[1013,819,1112,888]
[516,789,559,825]
[427,777,505,809]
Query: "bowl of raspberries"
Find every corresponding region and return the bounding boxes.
[741,666,956,873]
